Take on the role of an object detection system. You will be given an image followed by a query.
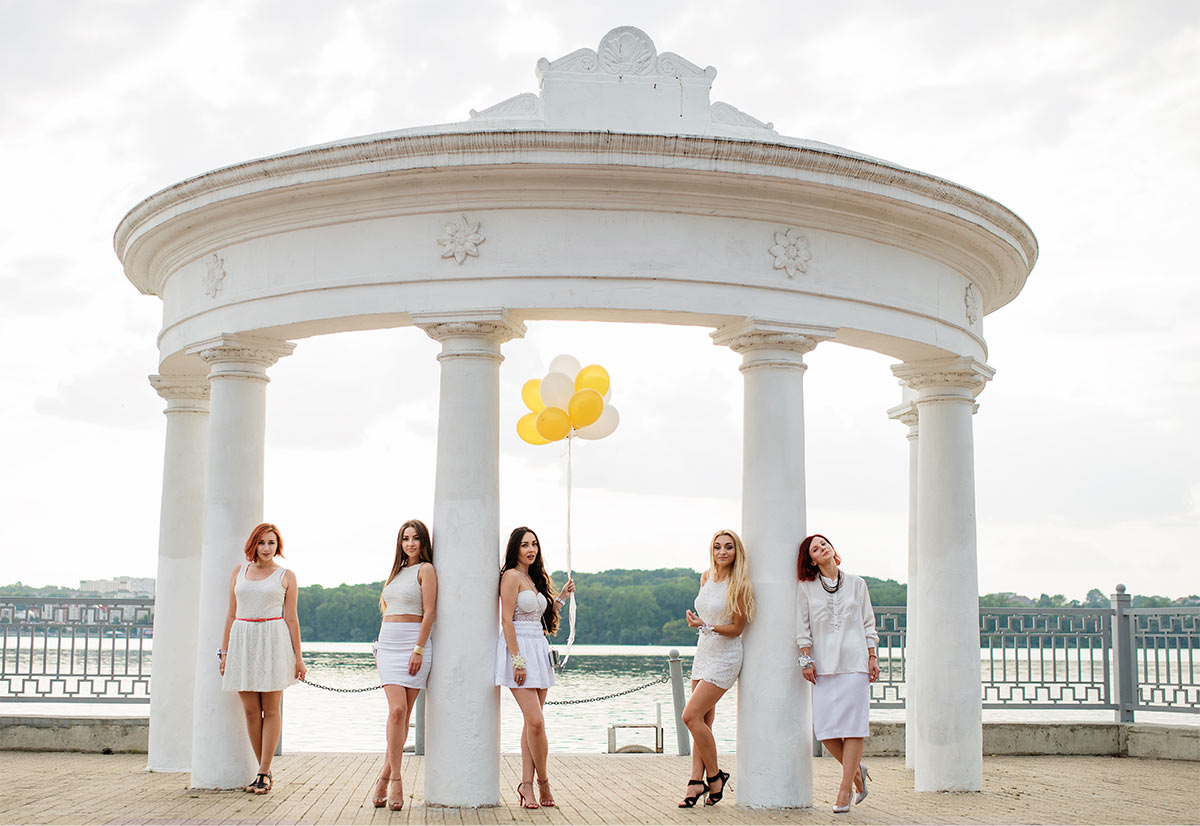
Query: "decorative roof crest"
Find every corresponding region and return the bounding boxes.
[468,26,776,138]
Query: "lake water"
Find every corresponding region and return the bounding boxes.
[3,643,1197,753]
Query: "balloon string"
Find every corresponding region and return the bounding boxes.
[561,434,576,667]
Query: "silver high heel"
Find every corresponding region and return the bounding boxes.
[854,763,871,805]
[833,796,851,814]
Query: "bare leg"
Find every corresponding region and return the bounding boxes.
[238,692,265,765]
[381,685,411,804]
[680,680,728,802]
[257,691,283,774]
[510,687,548,785]
[821,738,865,793]
[840,737,865,800]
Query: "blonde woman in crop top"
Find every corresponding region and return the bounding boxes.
[371,519,437,811]
[496,526,574,809]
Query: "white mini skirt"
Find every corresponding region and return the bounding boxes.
[376,622,431,689]
[495,622,555,689]
[812,671,870,740]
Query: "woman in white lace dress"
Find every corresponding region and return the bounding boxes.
[795,533,879,813]
[677,529,755,808]
[217,523,307,795]
[371,519,438,811]
[495,527,574,809]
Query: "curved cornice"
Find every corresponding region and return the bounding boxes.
[114,130,1037,312]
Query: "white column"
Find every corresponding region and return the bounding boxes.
[146,374,210,772]
[186,335,294,789]
[891,356,992,792]
[713,319,833,809]
[886,393,919,769]
[416,311,524,807]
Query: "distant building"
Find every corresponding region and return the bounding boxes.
[78,576,156,596]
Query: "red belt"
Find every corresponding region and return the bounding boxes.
[236,616,282,622]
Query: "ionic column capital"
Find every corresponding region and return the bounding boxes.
[414,309,525,363]
[887,401,920,436]
[186,335,296,382]
[892,357,994,404]
[712,319,836,371]
[149,374,211,415]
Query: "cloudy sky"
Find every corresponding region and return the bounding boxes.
[2,1,1197,601]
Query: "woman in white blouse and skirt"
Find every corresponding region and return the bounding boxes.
[496,527,574,810]
[372,519,438,811]
[795,533,880,813]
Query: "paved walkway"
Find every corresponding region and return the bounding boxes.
[1,752,1196,825]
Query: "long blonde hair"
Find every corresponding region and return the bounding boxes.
[709,529,755,623]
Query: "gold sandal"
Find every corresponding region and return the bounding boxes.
[537,778,556,807]
[372,775,389,808]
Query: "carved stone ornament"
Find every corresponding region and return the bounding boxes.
[769,228,812,278]
[536,26,714,80]
[469,93,541,121]
[437,215,485,264]
[710,102,774,131]
[203,253,226,298]
[723,331,824,355]
[964,283,982,326]
[148,375,211,402]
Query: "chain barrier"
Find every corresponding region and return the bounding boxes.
[545,674,670,705]
[299,673,672,704]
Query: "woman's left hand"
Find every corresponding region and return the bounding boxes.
[295,658,307,681]
[408,651,423,676]
[868,655,880,683]
[562,579,575,597]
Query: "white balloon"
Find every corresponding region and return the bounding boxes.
[540,372,575,409]
[576,404,619,440]
[548,354,582,379]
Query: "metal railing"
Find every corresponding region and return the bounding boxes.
[2,590,1197,719]
[0,598,153,703]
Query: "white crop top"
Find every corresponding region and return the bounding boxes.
[513,589,548,623]
[382,564,424,616]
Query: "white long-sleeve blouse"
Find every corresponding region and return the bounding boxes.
[795,571,879,675]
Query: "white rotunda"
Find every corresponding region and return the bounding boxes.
[116,26,1036,806]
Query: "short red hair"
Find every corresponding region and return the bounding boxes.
[244,523,284,561]
[797,534,838,581]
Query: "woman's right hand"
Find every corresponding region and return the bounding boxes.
[218,653,226,676]
[513,664,526,686]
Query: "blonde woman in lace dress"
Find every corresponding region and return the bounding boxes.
[677,529,755,808]
[217,523,307,795]
[795,533,880,813]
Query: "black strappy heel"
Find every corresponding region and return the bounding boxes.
[704,770,730,806]
[678,778,709,808]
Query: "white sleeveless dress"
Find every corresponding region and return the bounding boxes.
[222,564,298,692]
[690,577,743,690]
[495,589,555,689]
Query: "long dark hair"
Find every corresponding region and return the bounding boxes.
[501,526,559,635]
[380,519,433,614]
[797,533,840,582]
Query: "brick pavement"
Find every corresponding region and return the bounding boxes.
[0,752,1195,825]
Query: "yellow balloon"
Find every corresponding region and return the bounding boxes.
[568,388,604,429]
[521,378,545,413]
[535,407,571,442]
[574,364,610,397]
[517,412,550,445]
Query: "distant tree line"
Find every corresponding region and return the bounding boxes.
[2,576,1196,643]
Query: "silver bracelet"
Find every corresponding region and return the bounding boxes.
[797,653,815,670]
[216,649,227,659]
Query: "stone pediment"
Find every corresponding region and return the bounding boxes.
[468,26,776,138]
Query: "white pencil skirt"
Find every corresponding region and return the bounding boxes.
[812,671,870,740]
[375,622,431,689]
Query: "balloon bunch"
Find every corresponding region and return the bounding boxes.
[517,354,620,444]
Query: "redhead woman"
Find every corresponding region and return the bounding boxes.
[795,534,880,813]
[371,519,437,810]
[217,522,307,795]
[496,527,574,809]
[677,529,755,808]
